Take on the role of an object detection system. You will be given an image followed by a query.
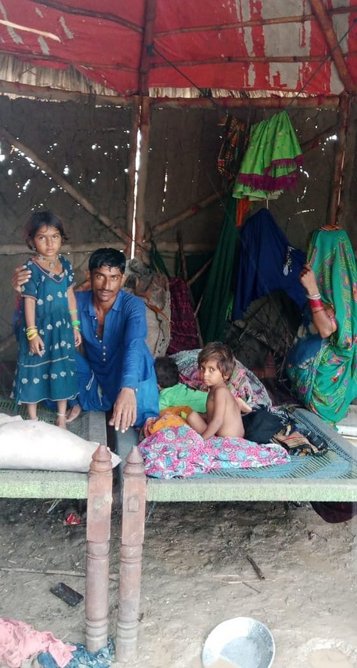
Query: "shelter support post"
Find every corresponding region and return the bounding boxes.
[329,92,350,228]
[134,96,151,257]
[85,445,113,652]
[116,446,147,663]
[126,98,141,255]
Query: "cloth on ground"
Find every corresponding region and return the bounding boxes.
[0,618,75,668]
[172,349,271,410]
[138,424,289,478]
[37,639,114,668]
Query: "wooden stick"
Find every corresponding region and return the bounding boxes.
[134,96,151,254]
[328,92,350,227]
[152,192,221,237]
[309,0,356,93]
[246,554,265,580]
[0,127,131,246]
[187,258,213,287]
[151,96,340,110]
[0,565,119,581]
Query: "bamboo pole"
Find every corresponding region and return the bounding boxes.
[0,127,132,246]
[328,92,350,227]
[150,96,341,109]
[151,53,357,69]
[152,192,221,238]
[27,0,143,33]
[0,79,134,106]
[134,96,151,255]
[309,0,356,93]
[126,98,141,254]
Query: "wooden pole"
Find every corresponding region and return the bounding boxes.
[116,446,147,663]
[309,0,356,93]
[328,92,350,228]
[152,192,221,238]
[151,96,340,110]
[0,127,132,246]
[134,96,151,256]
[126,98,141,255]
[85,445,113,652]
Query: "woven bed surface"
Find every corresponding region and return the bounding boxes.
[146,408,357,503]
[0,398,107,499]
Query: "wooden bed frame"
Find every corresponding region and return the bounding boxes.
[0,409,113,655]
[115,407,357,664]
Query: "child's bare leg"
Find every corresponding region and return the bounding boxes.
[56,400,67,429]
[27,403,38,420]
[187,411,207,434]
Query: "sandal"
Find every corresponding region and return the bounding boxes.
[273,429,327,456]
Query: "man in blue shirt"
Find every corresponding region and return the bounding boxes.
[13,248,159,432]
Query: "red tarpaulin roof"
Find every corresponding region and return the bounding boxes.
[0,0,356,98]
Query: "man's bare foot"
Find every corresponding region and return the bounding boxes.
[66,404,82,423]
[56,413,67,429]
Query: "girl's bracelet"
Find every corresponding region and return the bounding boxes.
[71,319,80,327]
[69,309,78,315]
[27,330,38,341]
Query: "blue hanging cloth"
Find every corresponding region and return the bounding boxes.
[232,208,307,320]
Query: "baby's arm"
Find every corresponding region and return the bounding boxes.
[236,396,252,414]
[24,296,45,356]
[68,285,81,347]
[201,387,226,440]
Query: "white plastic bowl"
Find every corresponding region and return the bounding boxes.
[202,616,275,668]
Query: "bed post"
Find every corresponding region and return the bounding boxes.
[116,445,146,663]
[85,444,113,652]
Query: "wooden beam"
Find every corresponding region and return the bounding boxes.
[155,6,357,37]
[151,192,221,238]
[139,0,157,95]
[134,96,151,253]
[309,0,357,93]
[151,53,357,69]
[328,92,350,227]
[28,0,143,34]
[0,127,132,246]
[126,99,140,251]
[0,79,134,106]
[0,241,216,255]
[150,96,341,109]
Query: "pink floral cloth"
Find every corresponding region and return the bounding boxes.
[138,425,289,479]
[0,617,75,668]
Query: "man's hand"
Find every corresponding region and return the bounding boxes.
[12,265,31,293]
[109,387,137,432]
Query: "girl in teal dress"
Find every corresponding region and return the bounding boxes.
[12,211,81,427]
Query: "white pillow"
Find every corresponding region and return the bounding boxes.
[0,414,120,472]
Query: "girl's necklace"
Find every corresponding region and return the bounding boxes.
[36,253,59,271]
[36,253,60,277]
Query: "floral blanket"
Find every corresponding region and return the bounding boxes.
[138,424,289,479]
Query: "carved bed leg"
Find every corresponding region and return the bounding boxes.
[85,444,113,652]
[116,445,146,663]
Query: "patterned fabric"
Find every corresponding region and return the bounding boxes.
[167,277,200,354]
[138,424,289,478]
[172,349,272,409]
[12,256,78,404]
[233,110,302,200]
[287,229,357,423]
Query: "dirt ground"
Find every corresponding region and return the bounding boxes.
[1,497,357,668]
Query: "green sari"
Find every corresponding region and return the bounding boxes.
[287,229,357,424]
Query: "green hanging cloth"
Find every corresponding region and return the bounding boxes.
[233,110,303,199]
[199,196,238,343]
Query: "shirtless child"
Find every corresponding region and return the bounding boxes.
[187,342,251,440]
